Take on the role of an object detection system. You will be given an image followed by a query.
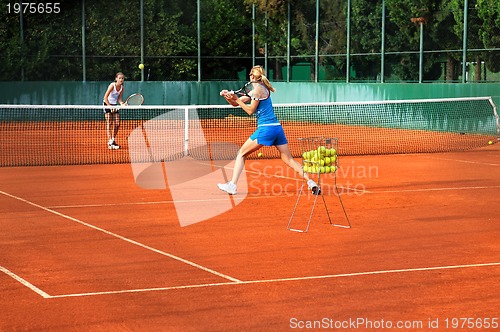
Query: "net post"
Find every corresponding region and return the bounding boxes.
[489,97,500,143]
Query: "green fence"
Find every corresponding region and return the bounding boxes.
[1,82,500,106]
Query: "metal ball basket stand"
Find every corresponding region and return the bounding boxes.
[287,137,351,233]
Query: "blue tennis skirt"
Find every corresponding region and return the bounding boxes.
[250,124,288,146]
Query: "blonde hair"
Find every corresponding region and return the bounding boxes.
[251,66,275,93]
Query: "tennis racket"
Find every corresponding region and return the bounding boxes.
[220,81,269,101]
[229,81,257,98]
[125,93,144,106]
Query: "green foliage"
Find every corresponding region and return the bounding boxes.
[349,0,382,80]
[0,0,82,80]
[383,0,463,81]
[476,0,500,72]
[0,0,499,81]
[199,0,252,80]
[142,1,197,80]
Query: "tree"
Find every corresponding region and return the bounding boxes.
[0,0,81,80]
[1,0,499,82]
[385,0,460,81]
[199,0,252,80]
[142,0,197,81]
[243,0,291,80]
[312,0,349,81]
[349,0,382,81]
[450,0,484,80]
[84,0,141,80]
[476,0,500,72]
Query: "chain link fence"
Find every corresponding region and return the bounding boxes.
[1,0,499,82]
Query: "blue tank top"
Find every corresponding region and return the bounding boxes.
[254,90,279,126]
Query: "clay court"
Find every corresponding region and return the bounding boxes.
[1,139,499,330]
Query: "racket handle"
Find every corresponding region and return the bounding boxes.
[220,89,235,96]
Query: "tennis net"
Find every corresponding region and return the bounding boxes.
[1,97,498,167]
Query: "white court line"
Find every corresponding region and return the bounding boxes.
[47,201,170,209]
[213,161,366,192]
[367,185,500,194]
[45,187,363,209]
[46,185,500,210]
[0,190,242,284]
[43,261,500,299]
[47,198,242,209]
[45,184,500,209]
[43,168,363,209]
[0,266,51,298]
[45,196,280,209]
[423,155,500,166]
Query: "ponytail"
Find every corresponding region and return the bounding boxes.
[251,66,275,93]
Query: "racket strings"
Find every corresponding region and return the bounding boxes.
[248,83,269,101]
[126,94,144,106]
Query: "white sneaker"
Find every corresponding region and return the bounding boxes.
[307,179,321,195]
[108,139,120,150]
[218,181,237,195]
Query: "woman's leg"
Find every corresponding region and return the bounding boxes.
[275,143,320,194]
[104,113,112,141]
[112,112,120,140]
[231,138,262,184]
[275,143,308,180]
[218,138,262,194]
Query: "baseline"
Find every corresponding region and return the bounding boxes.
[40,261,500,299]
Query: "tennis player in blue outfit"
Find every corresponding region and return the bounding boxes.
[218,65,319,195]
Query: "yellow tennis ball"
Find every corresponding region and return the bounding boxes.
[258,152,263,157]
[318,146,326,156]
[488,140,493,145]
[138,63,144,70]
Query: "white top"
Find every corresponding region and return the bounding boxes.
[104,83,123,105]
